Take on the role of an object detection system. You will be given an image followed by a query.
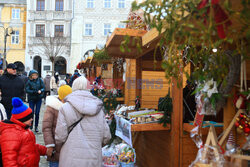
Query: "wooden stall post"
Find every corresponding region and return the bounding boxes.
[136,57,142,99]
[170,78,183,167]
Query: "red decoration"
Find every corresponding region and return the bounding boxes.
[197,0,232,39]
[235,113,250,136]
[233,94,247,109]
[244,127,250,134]
[235,122,240,127]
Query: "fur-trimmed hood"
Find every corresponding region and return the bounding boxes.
[45,96,63,111]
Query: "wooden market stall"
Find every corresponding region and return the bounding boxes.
[106,22,250,167]
[104,0,250,166]
[105,27,217,167]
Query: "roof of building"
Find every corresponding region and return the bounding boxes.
[0,0,26,5]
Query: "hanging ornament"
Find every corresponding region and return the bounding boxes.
[226,131,236,151]
[235,112,250,136]
[233,94,247,109]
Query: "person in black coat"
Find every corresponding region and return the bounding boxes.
[0,63,25,119]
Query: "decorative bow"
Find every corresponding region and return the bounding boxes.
[198,0,232,39]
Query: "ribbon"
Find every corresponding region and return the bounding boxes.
[198,0,232,39]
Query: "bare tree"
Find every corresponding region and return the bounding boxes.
[37,35,70,74]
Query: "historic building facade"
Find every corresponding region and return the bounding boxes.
[26,0,72,77]
[0,0,27,67]
[70,0,132,73]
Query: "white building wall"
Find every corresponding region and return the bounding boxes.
[26,0,72,78]
[69,0,132,73]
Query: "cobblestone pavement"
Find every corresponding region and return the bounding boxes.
[28,100,49,167]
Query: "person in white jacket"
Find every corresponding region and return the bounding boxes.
[55,76,111,167]
[0,103,7,120]
[50,72,59,95]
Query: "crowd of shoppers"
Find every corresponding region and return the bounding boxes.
[0,65,111,167]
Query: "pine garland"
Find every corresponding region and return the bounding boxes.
[158,92,173,127]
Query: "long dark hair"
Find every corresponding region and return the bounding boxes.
[54,74,59,84]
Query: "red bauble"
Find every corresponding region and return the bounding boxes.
[240,113,245,118]
[235,122,240,127]
[244,127,250,134]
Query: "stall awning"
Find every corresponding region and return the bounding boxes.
[106,28,147,59]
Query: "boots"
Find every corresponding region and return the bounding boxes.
[35,127,39,133]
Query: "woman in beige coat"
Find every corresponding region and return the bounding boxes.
[55,76,111,167]
[42,85,72,167]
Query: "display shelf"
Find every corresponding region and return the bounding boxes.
[230,154,250,161]
[131,123,170,132]
[103,97,124,102]
[116,97,124,102]
[183,123,223,135]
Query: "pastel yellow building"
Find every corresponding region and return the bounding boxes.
[0,0,26,67]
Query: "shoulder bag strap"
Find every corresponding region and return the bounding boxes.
[0,109,3,121]
[68,117,83,135]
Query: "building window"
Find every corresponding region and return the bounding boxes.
[55,25,64,36]
[118,0,125,8]
[11,31,19,44]
[85,24,92,36]
[104,0,111,8]
[87,0,94,8]
[36,25,45,37]
[118,24,125,28]
[12,9,20,19]
[37,0,45,11]
[104,24,111,36]
[55,0,63,11]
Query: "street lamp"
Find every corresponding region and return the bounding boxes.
[0,26,14,70]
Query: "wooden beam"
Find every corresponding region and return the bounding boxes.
[131,123,170,132]
[136,57,142,99]
[219,109,243,146]
[222,87,236,148]
[170,77,183,167]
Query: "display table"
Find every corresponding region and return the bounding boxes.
[183,123,223,135]
[131,123,170,132]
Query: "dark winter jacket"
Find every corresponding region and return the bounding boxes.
[0,118,47,167]
[25,70,45,102]
[18,73,28,84]
[70,72,81,86]
[0,72,25,112]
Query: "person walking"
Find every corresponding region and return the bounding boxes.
[50,72,59,95]
[43,72,51,102]
[17,70,29,102]
[25,70,45,132]
[0,97,48,167]
[65,73,71,86]
[69,69,81,86]
[42,85,72,167]
[0,102,7,121]
[0,63,25,119]
[55,76,111,167]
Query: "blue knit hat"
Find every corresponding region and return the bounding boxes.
[11,97,33,122]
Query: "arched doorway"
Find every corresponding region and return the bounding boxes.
[33,56,41,77]
[55,56,66,75]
